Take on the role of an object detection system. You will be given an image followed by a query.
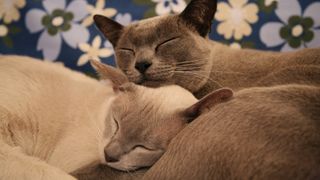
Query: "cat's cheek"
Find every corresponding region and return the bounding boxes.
[115,52,134,68]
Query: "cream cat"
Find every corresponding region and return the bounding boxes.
[94,0,320,98]
[0,55,232,179]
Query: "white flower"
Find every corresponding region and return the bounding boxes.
[215,0,259,40]
[25,0,90,61]
[260,0,320,52]
[82,0,117,27]
[77,35,113,66]
[115,13,136,26]
[0,24,9,37]
[152,0,186,15]
[229,42,242,49]
[0,0,26,23]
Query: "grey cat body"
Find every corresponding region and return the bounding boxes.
[143,84,320,180]
[78,84,320,180]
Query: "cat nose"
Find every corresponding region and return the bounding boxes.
[135,61,152,74]
[105,153,119,163]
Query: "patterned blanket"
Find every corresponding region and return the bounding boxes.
[0,0,319,74]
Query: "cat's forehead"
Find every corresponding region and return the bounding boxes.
[120,16,182,46]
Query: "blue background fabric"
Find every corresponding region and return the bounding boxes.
[0,0,319,75]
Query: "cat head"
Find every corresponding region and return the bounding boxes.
[91,60,233,171]
[94,0,217,93]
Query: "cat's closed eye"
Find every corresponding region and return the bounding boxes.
[118,48,135,55]
[155,37,180,52]
[133,144,155,151]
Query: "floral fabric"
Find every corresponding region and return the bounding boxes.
[0,0,319,74]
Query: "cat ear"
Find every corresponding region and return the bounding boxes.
[183,88,233,122]
[179,0,217,37]
[93,15,123,47]
[90,60,128,88]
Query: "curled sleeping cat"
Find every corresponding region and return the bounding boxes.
[94,0,320,98]
[143,84,320,180]
[0,55,232,179]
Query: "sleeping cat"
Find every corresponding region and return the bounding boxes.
[94,0,320,98]
[0,55,232,179]
[143,84,320,179]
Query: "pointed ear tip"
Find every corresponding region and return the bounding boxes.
[93,14,104,21]
[220,88,234,99]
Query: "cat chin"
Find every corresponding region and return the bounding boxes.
[106,162,141,172]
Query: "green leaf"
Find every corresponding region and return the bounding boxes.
[288,16,302,27]
[9,26,22,34]
[143,7,157,19]
[2,36,13,48]
[257,0,277,14]
[133,0,154,6]
[288,38,301,48]
[302,30,314,42]
[301,17,314,29]
[280,26,290,40]
[241,41,255,49]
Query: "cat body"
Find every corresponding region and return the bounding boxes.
[0,56,115,179]
[94,0,320,98]
[143,84,320,180]
[0,56,206,179]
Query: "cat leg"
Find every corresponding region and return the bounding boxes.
[0,141,76,180]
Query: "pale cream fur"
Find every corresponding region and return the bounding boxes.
[0,55,198,179]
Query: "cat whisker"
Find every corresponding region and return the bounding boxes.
[174,71,223,87]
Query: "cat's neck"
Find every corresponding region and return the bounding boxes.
[194,40,320,98]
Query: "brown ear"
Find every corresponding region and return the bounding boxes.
[93,15,123,47]
[179,0,217,37]
[184,88,233,122]
[90,60,128,88]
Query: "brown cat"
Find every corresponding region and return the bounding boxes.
[93,0,320,98]
[143,84,320,180]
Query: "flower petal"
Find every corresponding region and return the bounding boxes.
[155,1,171,15]
[77,54,89,66]
[171,0,187,13]
[37,31,62,61]
[306,29,320,48]
[229,0,248,8]
[92,36,102,48]
[216,2,231,21]
[260,22,285,47]
[78,43,90,52]
[303,2,320,28]
[234,22,251,40]
[66,0,88,22]
[15,0,26,8]
[115,13,132,26]
[25,9,46,33]
[276,0,301,23]
[62,23,89,48]
[217,21,233,39]
[96,0,105,9]
[280,43,303,52]
[98,48,113,57]
[3,6,20,23]
[242,4,259,23]
[81,16,93,27]
[103,8,117,17]
[43,0,66,14]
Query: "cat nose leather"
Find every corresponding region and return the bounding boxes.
[105,154,119,163]
[135,61,152,74]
